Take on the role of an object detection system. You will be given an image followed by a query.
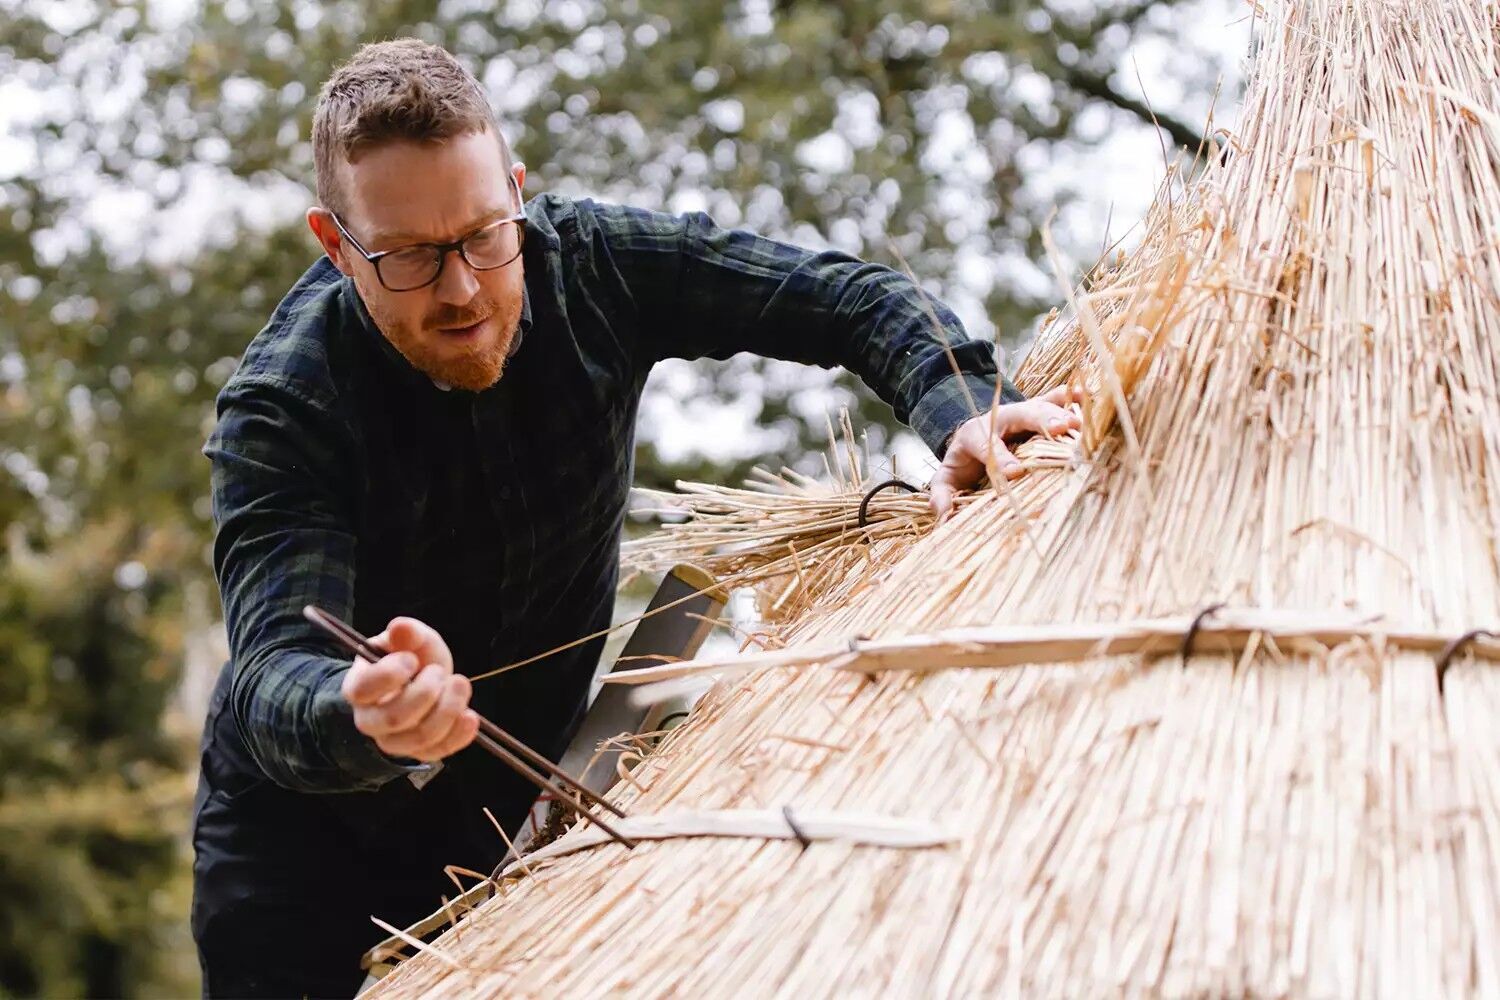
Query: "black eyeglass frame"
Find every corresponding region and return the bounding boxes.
[329,171,528,292]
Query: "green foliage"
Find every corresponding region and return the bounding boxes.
[0,0,1222,992]
[0,519,196,996]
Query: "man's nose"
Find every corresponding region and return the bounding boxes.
[432,249,481,305]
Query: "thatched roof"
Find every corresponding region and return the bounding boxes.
[370,0,1500,994]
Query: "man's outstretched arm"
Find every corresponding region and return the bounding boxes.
[574,200,1080,510]
[206,378,464,792]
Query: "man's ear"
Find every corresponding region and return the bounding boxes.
[512,160,526,197]
[307,207,353,276]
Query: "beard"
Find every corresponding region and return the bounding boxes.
[367,289,523,392]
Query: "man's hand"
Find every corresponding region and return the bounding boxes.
[340,616,480,762]
[929,384,1085,518]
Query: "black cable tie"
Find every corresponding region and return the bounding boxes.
[1180,602,1228,664]
[782,805,813,851]
[857,478,922,531]
[1435,628,1496,694]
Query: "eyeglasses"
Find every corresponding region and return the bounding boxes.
[330,172,527,292]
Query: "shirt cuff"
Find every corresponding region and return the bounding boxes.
[909,372,1026,457]
[312,677,430,792]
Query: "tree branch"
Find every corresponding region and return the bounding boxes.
[1058,65,1212,155]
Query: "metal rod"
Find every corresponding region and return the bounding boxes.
[302,604,636,850]
[470,730,636,847]
[305,606,625,819]
[474,716,628,819]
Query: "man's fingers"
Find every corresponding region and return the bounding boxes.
[929,476,955,518]
[409,699,480,761]
[378,676,476,761]
[413,710,481,763]
[995,398,1079,439]
[1009,385,1084,436]
[341,650,420,707]
[961,421,1022,479]
[406,674,472,751]
[1035,400,1081,437]
[355,662,448,737]
[928,382,1090,516]
[339,617,471,760]
[377,616,455,673]
[1039,382,1084,407]
[930,423,1013,517]
[992,439,1024,479]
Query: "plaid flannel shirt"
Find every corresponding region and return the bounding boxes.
[205,193,1021,794]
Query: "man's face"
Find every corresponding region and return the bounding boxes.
[315,128,526,391]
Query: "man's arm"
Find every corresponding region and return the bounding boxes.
[206,377,422,792]
[583,201,1025,455]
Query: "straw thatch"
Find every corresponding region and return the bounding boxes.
[368,0,1500,994]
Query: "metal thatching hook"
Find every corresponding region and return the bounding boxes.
[1180,602,1228,664]
[857,478,922,531]
[1435,628,1496,695]
[782,805,813,852]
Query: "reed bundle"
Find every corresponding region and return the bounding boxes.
[623,470,942,625]
[370,0,1500,994]
[623,423,1081,627]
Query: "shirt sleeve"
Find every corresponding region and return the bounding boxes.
[581,200,1025,456]
[205,375,423,793]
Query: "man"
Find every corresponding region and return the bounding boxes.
[193,37,1082,997]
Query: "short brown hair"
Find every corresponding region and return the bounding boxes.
[312,38,509,216]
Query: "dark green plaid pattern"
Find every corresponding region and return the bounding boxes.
[205,193,1020,793]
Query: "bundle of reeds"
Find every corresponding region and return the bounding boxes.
[621,419,1080,626]
[369,0,1500,994]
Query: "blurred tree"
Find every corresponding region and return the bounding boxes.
[0,518,195,996]
[0,0,1231,991]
